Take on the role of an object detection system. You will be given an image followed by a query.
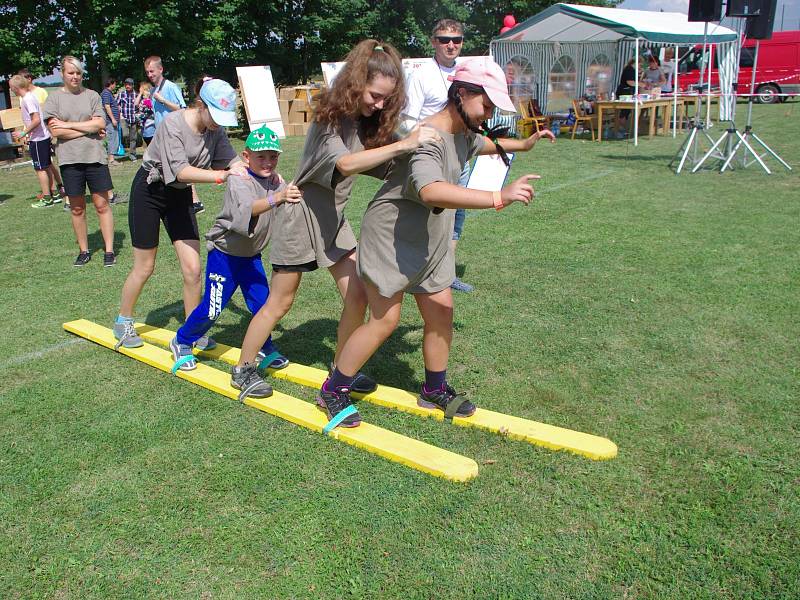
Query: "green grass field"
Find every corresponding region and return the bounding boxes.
[1,103,798,598]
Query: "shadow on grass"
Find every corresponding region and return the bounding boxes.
[143,298,425,389]
[0,194,11,204]
[87,229,126,255]
[144,300,186,328]
[599,153,676,162]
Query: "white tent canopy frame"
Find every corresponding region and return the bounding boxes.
[490,3,740,144]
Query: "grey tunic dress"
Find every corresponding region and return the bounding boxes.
[357,128,483,298]
[141,109,238,188]
[206,174,284,257]
[269,118,387,268]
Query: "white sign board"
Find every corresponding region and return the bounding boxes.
[236,65,285,138]
[321,56,496,87]
[465,153,515,192]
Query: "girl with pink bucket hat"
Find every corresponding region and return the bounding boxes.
[317,59,555,429]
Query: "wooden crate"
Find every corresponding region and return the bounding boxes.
[0,108,23,130]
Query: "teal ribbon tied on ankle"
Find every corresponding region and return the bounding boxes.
[171,355,195,374]
[322,405,358,435]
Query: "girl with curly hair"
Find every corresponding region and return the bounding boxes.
[233,39,441,399]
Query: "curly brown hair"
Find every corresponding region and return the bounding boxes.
[313,39,405,148]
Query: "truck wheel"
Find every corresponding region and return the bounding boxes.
[755,83,780,104]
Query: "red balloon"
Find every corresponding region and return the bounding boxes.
[503,15,516,28]
[500,26,511,34]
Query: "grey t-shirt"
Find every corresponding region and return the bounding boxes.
[206,173,284,257]
[357,128,483,297]
[269,118,388,268]
[41,88,107,166]
[141,109,238,189]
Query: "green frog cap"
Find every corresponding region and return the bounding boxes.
[246,125,282,153]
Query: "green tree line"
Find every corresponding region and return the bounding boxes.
[1,0,609,90]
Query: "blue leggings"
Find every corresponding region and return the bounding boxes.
[176,249,276,353]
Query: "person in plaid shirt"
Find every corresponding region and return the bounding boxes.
[117,77,141,160]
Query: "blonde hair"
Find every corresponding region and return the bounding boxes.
[9,74,30,91]
[61,55,85,75]
[139,81,152,95]
[144,55,162,69]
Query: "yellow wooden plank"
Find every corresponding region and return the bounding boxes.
[63,320,478,482]
[135,323,618,460]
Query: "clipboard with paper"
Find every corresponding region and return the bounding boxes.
[465,153,515,192]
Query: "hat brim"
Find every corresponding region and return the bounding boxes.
[208,104,238,127]
[485,87,517,114]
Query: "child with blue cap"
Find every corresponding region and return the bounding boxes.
[169,125,301,396]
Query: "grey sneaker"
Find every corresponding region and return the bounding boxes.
[169,336,197,371]
[231,363,273,400]
[194,335,217,351]
[450,277,474,293]
[113,319,144,349]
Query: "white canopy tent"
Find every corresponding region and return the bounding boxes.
[490,3,740,144]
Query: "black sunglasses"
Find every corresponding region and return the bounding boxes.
[435,36,463,45]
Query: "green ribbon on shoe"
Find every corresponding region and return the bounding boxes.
[171,355,195,374]
[322,404,358,435]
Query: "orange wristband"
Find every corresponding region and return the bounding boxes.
[492,191,503,211]
[214,174,224,185]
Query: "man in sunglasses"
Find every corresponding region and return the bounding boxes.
[403,19,476,293]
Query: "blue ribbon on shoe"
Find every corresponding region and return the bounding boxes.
[171,355,196,374]
[322,404,358,435]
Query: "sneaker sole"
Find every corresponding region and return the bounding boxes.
[417,398,476,418]
[230,380,272,398]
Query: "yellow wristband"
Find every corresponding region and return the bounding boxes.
[492,191,503,211]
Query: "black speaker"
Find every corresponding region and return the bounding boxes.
[745,0,777,39]
[688,0,722,22]
[727,0,763,17]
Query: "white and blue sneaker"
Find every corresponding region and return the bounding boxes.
[170,336,197,371]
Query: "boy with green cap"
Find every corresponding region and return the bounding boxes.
[170,125,301,398]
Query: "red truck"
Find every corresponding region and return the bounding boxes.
[675,30,800,103]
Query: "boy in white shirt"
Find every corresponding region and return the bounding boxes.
[9,74,65,208]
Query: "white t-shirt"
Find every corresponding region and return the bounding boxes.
[403,59,459,122]
[20,91,50,142]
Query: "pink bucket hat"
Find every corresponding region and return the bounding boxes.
[448,60,517,114]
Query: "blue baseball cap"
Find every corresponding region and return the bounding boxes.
[199,78,238,127]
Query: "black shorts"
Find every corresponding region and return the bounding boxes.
[60,163,113,197]
[129,167,198,249]
[272,260,318,273]
[29,138,52,171]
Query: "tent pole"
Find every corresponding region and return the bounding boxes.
[706,42,714,127]
[634,38,640,146]
[673,43,678,138]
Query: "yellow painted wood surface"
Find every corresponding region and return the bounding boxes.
[136,324,618,460]
[64,320,479,482]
